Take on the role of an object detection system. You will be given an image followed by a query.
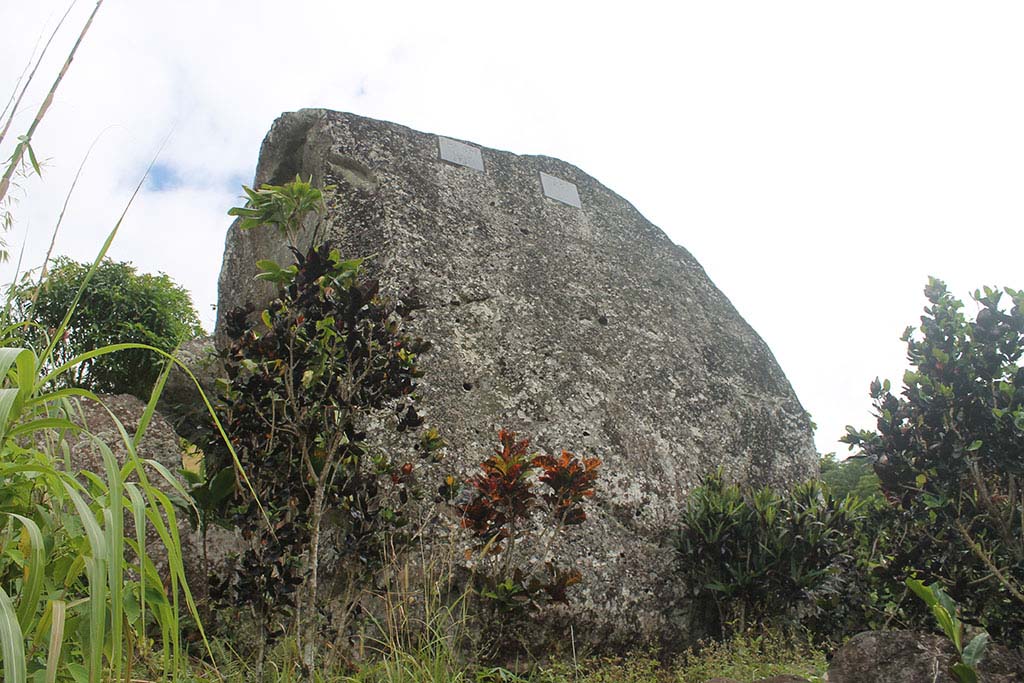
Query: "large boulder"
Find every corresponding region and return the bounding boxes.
[215,109,818,650]
[827,630,1024,683]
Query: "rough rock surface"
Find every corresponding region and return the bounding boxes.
[215,109,818,649]
[156,335,221,445]
[826,630,1024,683]
[64,395,188,581]
[64,394,239,595]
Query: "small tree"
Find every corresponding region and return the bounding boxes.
[216,177,427,679]
[7,257,203,397]
[843,278,1024,644]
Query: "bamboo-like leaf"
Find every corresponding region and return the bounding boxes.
[4,513,45,631]
[62,481,107,560]
[98,441,124,682]
[6,416,79,439]
[62,477,109,683]
[123,483,148,637]
[133,349,175,448]
[45,599,66,683]
[0,586,27,683]
[84,557,106,683]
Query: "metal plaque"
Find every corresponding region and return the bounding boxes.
[438,136,484,172]
[539,171,581,208]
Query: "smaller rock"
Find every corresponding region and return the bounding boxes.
[828,630,1024,683]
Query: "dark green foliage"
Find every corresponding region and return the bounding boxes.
[212,242,426,671]
[674,470,865,641]
[843,278,1024,645]
[7,257,203,397]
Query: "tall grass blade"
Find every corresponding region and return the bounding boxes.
[4,514,45,630]
[98,440,124,682]
[134,348,175,448]
[45,599,67,683]
[0,1,78,150]
[63,481,108,683]
[0,0,103,206]
[0,347,37,445]
[123,482,149,642]
[37,126,159,369]
[0,586,27,683]
[35,129,111,295]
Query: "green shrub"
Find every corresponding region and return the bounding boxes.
[819,452,883,503]
[674,470,865,641]
[843,279,1024,645]
[8,257,203,398]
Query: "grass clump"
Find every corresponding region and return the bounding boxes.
[674,628,827,683]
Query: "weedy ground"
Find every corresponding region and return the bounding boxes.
[185,627,829,683]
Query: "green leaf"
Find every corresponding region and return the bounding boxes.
[208,467,235,503]
[0,586,27,683]
[950,662,978,683]
[962,632,989,668]
[906,578,935,607]
[966,440,983,452]
[3,514,45,632]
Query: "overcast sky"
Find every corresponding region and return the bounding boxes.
[2,1,1022,457]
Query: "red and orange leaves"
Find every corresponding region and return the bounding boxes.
[532,450,601,525]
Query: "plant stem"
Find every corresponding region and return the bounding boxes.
[0,0,103,205]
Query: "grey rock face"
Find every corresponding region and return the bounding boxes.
[215,109,817,649]
[64,395,187,582]
[827,630,1024,683]
[157,335,221,445]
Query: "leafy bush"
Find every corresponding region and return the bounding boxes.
[7,257,203,397]
[674,470,865,641]
[843,278,1024,645]
[0,342,206,682]
[213,178,428,679]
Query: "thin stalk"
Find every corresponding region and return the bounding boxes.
[0,0,102,206]
[33,128,109,300]
[0,1,78,150]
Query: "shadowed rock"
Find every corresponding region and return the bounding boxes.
[215,109,817,650]
[827,630,1024,683]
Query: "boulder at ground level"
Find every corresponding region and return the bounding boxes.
[827,630,1024,683]
[215,109,819,651]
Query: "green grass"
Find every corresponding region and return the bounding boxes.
[179,626,829,683]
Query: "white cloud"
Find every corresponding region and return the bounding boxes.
[2,1,1022,456]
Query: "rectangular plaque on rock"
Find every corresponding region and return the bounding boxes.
[539,171,581,208]
[438,136,484,172]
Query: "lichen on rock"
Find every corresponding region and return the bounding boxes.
[214,109,818,651]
